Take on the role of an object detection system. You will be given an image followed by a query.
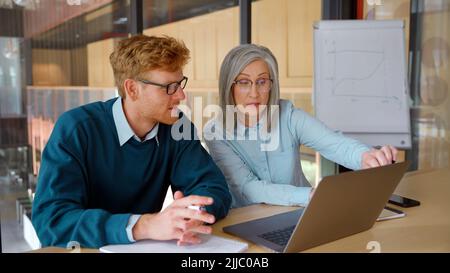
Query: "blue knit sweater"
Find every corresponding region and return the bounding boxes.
[31,98,231,248]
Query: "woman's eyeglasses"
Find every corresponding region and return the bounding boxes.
[233,78,273,93]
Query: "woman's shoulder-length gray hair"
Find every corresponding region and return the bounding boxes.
[218,44,280,132]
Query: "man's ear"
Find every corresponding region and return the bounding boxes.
[123,79,139,101]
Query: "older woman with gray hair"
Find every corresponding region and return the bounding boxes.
[204,44,398,208]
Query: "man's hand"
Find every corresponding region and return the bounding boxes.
[361,145,398,169]
[132,191,215,245]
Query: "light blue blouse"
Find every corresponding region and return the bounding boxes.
[204,99,371,208]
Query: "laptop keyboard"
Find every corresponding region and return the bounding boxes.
[257,225,296,246]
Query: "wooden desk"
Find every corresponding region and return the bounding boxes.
[30,168,450,253]
[214,168,450,253]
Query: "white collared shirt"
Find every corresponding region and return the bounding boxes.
[112,97,159,146]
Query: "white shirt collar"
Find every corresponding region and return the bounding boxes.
[112,97,159,146]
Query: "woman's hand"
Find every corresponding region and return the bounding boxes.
[361,145,398,169]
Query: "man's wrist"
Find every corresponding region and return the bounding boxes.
[132,214,151,241]
[126,214,141,242]
[132,211,156,241]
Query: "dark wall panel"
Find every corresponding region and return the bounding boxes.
[0,8,23,37]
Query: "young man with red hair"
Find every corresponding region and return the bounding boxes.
[32,35,231,248]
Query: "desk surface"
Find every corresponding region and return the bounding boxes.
[30,168,450,253]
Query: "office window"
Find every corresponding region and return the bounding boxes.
[1,0,123,252]
[412,1,449,169]
[365,0,450,170]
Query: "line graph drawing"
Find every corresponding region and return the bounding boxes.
[322,39,402,107]
[313,21,411,148]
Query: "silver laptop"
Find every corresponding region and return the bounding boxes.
[223,161,409,252]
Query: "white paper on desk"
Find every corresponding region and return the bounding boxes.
[99,234,248,253]
[376,207,406,221]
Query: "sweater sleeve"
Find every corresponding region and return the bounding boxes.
[169,121,232,220]
[31,117,132,248]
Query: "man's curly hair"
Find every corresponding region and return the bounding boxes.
[110,35,190,97]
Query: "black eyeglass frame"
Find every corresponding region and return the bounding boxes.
[137,76,188,95]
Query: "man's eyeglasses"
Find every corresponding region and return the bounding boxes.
[137,76,188,95]
[233,78,273,93]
